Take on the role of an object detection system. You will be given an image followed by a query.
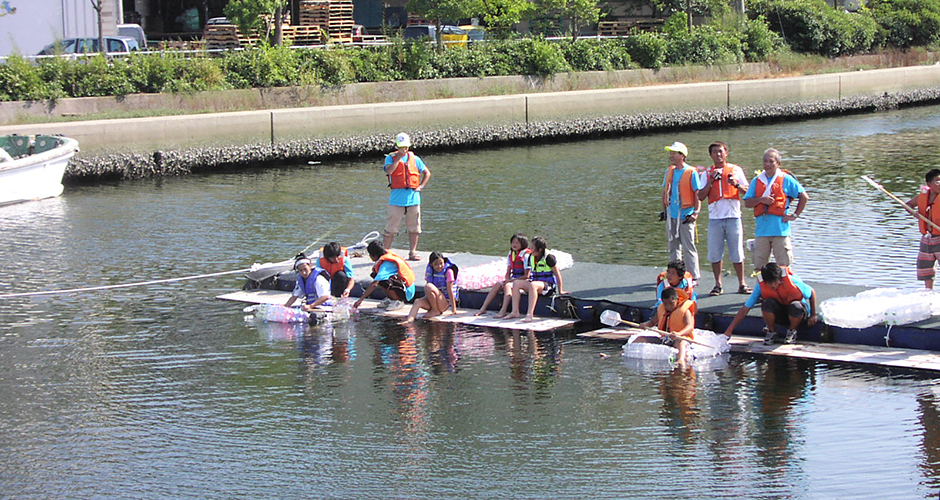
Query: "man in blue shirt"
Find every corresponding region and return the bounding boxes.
[724,263,818,345]
[383,132,431,261]
[743,148,808,272]
[661,141,703,282]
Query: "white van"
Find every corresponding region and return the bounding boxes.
[117,24,148,49]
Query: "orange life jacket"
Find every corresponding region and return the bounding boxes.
[917,191,940,236]
[656,270,697,314]
[372,253,416,287]
[657,300,695,339]
[759,266,804,306]
[665,166,697,209]
[388,151,420,190]
[707,164,741,203]
[753,170,790,217]
[318,246,349,278]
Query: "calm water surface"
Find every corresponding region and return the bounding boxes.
[2,105,940,499]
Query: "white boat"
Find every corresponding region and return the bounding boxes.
[0,135,79,206]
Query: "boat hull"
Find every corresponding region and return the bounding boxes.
[0,136,79,206]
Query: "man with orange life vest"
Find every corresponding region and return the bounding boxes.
[662,141,703,283]
[743,148,808,272]
[353,240,416,312]
[697,141,751,296]
[906,168,940,289]
[317,241,355,298]
[724,262,818,345]
[383,132,431,261]
[640,287,695,367]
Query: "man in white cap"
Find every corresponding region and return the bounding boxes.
[661,141,702,283]
[383,132,431,260]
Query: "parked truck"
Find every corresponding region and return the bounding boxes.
[0,0,122,57]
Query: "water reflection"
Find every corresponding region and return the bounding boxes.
[753,357,815,475]
[658,365,701,445]
[917,389,940,490]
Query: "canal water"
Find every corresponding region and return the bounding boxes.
[2,105,940,498]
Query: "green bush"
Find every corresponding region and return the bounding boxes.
[0,54,54,101]
[750,0,879,56]
[666,25,745,65]
[622,32,668,69]
[868,0,940,48]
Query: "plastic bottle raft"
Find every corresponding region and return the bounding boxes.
[819,287,940,329]
[243,300,353,324]
[621,329,730,364]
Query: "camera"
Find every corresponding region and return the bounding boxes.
[658,211,667,222]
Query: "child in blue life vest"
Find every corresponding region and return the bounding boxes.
[403,251,459,323]
[475,233,531,316]
[353,240,416,312]
[640,287,695,367]
[284,253,333,311]
[504,236,565,322]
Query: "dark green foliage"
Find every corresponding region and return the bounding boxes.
[868,0,940,48]
[666,25,745,65]
[561,38,634,71]
[749,0,879,56]
[621,32,668,69]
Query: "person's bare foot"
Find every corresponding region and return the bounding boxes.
[423,311,441,319]
[505,313,521,319]
[493,311,508,319]
[522,315,537,322]
[474,310,487,316]
[401,318,414,324]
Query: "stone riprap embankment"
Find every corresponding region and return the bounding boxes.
[64,87,940,183]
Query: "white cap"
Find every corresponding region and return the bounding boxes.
[665,141,689,157]
[395,132,411,148]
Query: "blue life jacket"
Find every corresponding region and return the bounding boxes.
[296,269,329,304]
[528,253,556,285]
[425,258,459,300]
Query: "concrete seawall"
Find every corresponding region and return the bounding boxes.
[1,64,939,182]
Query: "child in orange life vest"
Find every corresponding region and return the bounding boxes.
[353,240,416,312]
[475,233,530,316]
[403,251,459,324]
[504,236,565,322]
[905,168,940,289]
[640,287,695,366]
[655,260,697,313]
[724,262,817,345]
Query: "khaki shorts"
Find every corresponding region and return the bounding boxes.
[753,236,793,270]
[385,204,421,236]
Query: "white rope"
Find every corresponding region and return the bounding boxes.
[0,268,250,299]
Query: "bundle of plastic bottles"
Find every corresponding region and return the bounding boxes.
[819,287,940,329]
[454,249,575,291]
[622,329,730,364]
[244,304,311,324]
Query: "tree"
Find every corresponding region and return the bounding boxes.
[224,0,289,45]
[470,0,534,36]
[89,0,104,53]
[535,0,601,38]
[407,0,474,49]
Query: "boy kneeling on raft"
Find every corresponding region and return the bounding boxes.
[639,287,695,366]
[354,241,416,312]
[724,262,817,345]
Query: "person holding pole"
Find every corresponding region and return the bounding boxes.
[906,168,940,289]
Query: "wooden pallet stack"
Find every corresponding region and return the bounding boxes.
[282,25,323,46]
[597,20,636,37]
[299,0,354,43]
[204,23,241,50]
[407,13,432,25]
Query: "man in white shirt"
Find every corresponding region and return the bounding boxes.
[697,141,750,296]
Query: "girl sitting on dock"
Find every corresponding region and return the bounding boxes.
[640,287,695,366]
[475,233,530,316]
[403,252,459,323]
[656,259,697,313]
[504,236,565,322]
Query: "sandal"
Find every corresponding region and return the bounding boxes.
[407,253,422,261]
[738,284,753,294]
[709,285,722,296]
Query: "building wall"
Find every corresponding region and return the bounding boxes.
[0,0,120,56]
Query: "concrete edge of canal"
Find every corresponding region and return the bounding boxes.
[1,64,939,183]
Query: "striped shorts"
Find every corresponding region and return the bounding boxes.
[917,234,940,280]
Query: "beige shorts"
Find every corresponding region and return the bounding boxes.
[753,236,793,270]
[385,204,421,236]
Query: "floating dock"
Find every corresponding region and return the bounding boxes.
[217,249,940,372]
